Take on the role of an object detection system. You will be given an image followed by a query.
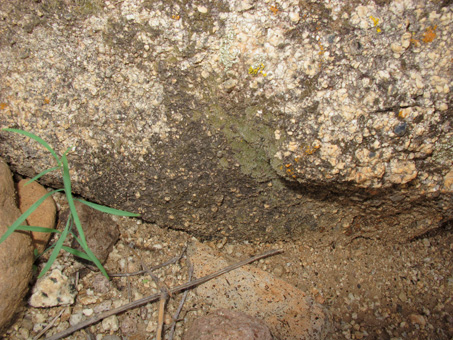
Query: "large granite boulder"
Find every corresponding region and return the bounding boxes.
[0,0,451,241]
[0,158,33,334]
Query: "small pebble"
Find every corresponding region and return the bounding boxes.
[197,6,208,13]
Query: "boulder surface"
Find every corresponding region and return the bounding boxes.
[0,0,451,241]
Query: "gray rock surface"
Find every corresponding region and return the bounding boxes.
[0,158,33,333]
[184,309,273,340]
[0,0,451,241]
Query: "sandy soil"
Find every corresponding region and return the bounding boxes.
[3,211,452,340]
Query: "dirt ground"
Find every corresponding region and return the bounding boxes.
[2,207,452,340]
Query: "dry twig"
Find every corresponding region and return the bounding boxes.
[33,309,64,340]
[156,289,169,340]
[44,248,283,340]
[168,260,194,340]
[109,245,187,278]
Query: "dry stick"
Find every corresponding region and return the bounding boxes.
[33,308,65,340]
[45,248,283,340]
[129,246,173,340]
[168,260,194,340]
[156,290,169,340]
[110,245,187,278]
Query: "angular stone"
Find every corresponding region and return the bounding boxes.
[62,200,119,268]
[17,178,57,253]
[29,269,76,307]
[188,241,331,340]
[0,158,33,334]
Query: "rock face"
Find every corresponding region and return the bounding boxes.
[188,241,331,339]
[184,309,273,340]
[0,0,451,241]
[17,178,57,253]
[0,158,33,334]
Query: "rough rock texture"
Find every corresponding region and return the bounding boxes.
[184,309,273,340]
[0,0,451,241]
[0,158,33,333]
[29,268,76,307]
[188,241,331,340]
[62,200,120,266]
[17,178,57,253]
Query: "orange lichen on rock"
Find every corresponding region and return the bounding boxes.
[270,5,279,15]
[422,26,437,43]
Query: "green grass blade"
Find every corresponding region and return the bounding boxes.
[62,246,91,261]
[38,216,71,278]
[26,166,60,185]
[34,243,56,261]
[61,154,88,249]
[14,226,61,233]
[62,146,75,157]
[0,189,63,245]
[2,128,61,166]
[75,198,141,217]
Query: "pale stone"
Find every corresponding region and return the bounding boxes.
[29,269,76,307]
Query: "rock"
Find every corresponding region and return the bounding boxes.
[188,241,331,339]
[409,314,426,327]
[0,158,33,334]
[62,200,119,268]
[0,0,451,242]
[17,178,57,253]
[184,309,273,340]
[102,315,119,332]
[29,269,76,307]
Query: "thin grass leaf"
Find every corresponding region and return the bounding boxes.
[34,243,56,261]
[62,246,91,261]
[62,145,75,157]
[14,226,61,233]
[2,128,61,166]
[0,189,63,245]
[38,217,71,278]
[26,166,60,185]
[75,198,140,217]
[61,154,88,249]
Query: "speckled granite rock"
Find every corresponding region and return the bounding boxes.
[184,309,273,340]
[17,178,57,253]
[188,241,331,340]
[0,158,33,334]
[29,268,76,308]
[0,0,451,242]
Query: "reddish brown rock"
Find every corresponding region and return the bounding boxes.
[184,309,273,340]
[0,158,33,334]
[17,178,57,253]
[62,200,120,267]
[188,241,331,340]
